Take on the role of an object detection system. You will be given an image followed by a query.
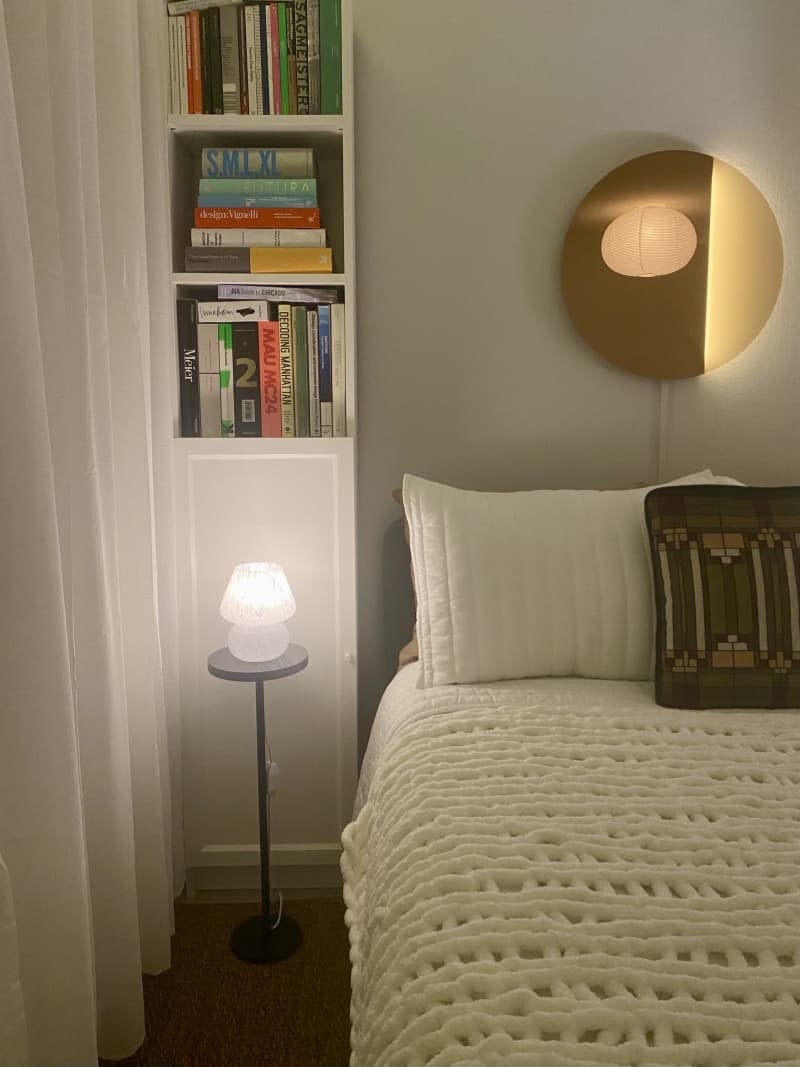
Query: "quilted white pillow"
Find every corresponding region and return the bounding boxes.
[403,470,742,688]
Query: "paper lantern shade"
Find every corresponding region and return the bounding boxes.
[601,204,697,278]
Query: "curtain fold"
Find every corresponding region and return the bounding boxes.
[0,0,179,1062]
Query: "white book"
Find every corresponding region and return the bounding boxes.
[252,7,265,115]
[244,8,258,116]
[176,16,188,115]
[197,300,271,323]
[168,0,240,13]
[218,327,235,437]
[168,18,179,115]
[307,309,321,436]
[331,303,346,437]
[219,7,241,115]
[200,374,222,437]
[265,7,275,114]
[191,228,327,248]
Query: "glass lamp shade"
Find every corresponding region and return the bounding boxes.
[601,204,697,278]
[220,562,296,662]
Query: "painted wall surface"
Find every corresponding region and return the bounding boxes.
[353,0,800,754]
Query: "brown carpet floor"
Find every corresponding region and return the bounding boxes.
[108,898,351,1067]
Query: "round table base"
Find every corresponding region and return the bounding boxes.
[230,913,303,963]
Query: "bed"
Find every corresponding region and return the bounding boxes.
[341,474,800,1067]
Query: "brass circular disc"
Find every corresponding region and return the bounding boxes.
[561,150,783,379]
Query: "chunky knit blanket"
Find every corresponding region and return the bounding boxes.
[341,680,800,1066]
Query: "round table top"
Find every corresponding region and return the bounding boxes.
[207,643,309,682]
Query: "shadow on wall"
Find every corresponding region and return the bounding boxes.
[381,516,415,688]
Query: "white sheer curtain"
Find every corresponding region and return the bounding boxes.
[0,0,180,1063]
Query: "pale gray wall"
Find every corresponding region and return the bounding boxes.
[353,0,800,754]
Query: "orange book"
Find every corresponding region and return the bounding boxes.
[250,247,333,273]
[188,11,203,113]
[194,206,321,228]
[258,322,282,436]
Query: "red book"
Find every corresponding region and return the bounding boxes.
[259,321,281,436]
[194,206,321,228]
[188,11,203,113]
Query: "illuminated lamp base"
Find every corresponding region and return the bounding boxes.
[227,622,290,662]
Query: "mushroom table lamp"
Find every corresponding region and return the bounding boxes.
[220,561,296,662]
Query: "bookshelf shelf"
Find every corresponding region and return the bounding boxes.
[173,272,348,287]
[168,114,345,136]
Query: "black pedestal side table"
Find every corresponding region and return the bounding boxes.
[207,643,309,963]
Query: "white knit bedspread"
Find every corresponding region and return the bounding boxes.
[342,679,800,1067]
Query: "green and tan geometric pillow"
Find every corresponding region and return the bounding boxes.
[645,486,800,709]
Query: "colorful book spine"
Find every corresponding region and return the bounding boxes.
[317,303,332,437]
[218,324,235,436]
[278,3,290,114]
[250,246,333,272]
[194,206,321,227]
[192,227,326,247]
[258,4,270,114]
[269,4,281,114]
[185,246,250,272]
[307,0,320,113]
[244,6,258,115]
[176,299,200,436]
[319,0,341,114]
[330,302,346,436]
[252,3,265,115]
[294,0,310,114]
[189,11,203,112]
[197,300,271,322]
[219,7,241,114]
[286,3,297,113]
[307,307,321,435]
[277,304,295,436]
[217,283,338,301]
[258,321,282,436]
[196,194,317,208]
[292,305,309,436]
[232,322,261,436]
[168,0,240,14]
[198,178,317,197]
[198,322,221,437]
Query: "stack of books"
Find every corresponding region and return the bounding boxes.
[166,0,342,116]
[184,146,333,273]
[177,286,346,438]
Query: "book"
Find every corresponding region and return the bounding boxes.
[197,194,317,207]
[292,305,310,436]
[192,227,326,247]
[286,2,297,113]
[232,322,261,436]
[207,6,224,114]
[176,15,188,114]
[258,4,270,114]
[250,246,333,272]
[188,11,203,112]
[278,2,289,114]
[237,5,249,114]
[307,0,320,113]
[167,0,240,13]
[194,206,321,227]
[218,324,235,436]
[294,0,310,114]
[217,283,338,301]
[269,3,281,114]
[331,302,346,436]
[185,246,250,272]
[168,17,180,114]
[258,321,282,436]
[244,6,257,115]
[252,2,265,115]
[199,10,212,113]
[176,299,200,436]
[198,300,271,322]
[277,304,295,436]
[198,322,222,437]
[319,0,341,114]
[219,7,241,114]
[307,307,321,435]
[198,177,317,197]
[317,303,332,437]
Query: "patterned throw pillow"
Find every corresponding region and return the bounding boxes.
[645,486,800,709]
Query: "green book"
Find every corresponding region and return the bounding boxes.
[198,177,317,196]
[278,3,290,115]
[292,305,310,437]
[319,0,341,114]
[218,323,235,437]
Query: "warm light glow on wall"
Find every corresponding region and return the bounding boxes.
[601,204,698,278]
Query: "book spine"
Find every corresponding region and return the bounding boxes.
[218,283,338,301]
[184,246,251,272]
[176,299,200,437]
[258,4,270,114]
[219,7,241,113]
[198,177,316,196]
[307,307,321,435]
[278,3,289,114]
[232,322,262,436]
[208,7,224,114]
[319,0,341,114]
[292,305,309,436]
[237,5,249,114]
[200,11,213,114]
[192,227,326,247]
[244,6,258,115]
[194,206,321,227]
[317,303,332,437]
[177,15,189,114]
[250,246,332,273]
[168,17,180,114]
[197,194,317,208]
[264,3,275,113]
[198,322,222,436]
[307,0,320,113]
[277,303,295,436]
[286,3,297,114]
[218,324,235,436]
[198,300,271,322]
[258,320,282,436]
[201,147,316,178]
[330,301,346,436]
[190,11,204,112]
[252,4,265,115]
[269,4,281,114]
[294,0,310,114]
[168,0,240,14]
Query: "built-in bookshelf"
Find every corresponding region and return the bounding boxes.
[165,0,357,897]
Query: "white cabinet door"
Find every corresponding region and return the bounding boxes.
[174,439,357,894]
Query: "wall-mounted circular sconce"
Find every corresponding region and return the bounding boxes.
[561,149,783,379]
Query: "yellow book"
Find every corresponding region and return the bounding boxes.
[249,247,333,273]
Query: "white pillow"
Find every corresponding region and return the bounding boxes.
[403,470,742,688]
